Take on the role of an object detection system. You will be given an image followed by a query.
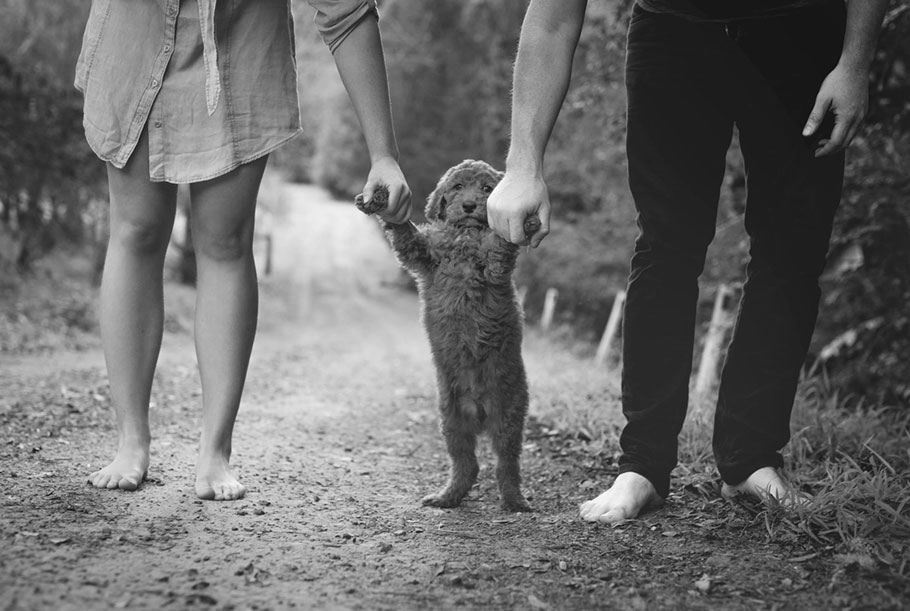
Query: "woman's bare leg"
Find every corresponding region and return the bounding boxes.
[188,157,268,501]
[88,132,177,491]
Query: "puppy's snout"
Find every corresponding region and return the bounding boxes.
[462,202,477,213]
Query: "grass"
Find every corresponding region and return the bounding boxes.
[0,252,100,354]
[0,248,198,355]
[780,374,910,572]
[528,336,910,582]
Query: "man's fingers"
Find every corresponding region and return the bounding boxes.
[508,218,527,245]
[530,216,550,249]
[815,115,850,157]
[843,116,863,150]
[803,96,831,137]
[490,213,510,242]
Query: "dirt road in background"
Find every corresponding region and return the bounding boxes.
[1,183,903,610]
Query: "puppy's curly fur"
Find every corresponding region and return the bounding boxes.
[358,159,532,512]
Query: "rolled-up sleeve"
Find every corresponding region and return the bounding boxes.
[307,0,379,53]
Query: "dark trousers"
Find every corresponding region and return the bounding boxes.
[619,1,847,498]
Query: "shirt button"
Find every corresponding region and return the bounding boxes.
[151,79,159,88]
[164,44,171,53]
[169,4,178,15]
[154,120,163,128]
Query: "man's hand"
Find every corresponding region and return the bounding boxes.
[362,156,412,224]
[487,171,551,248]
[802,62,869,157]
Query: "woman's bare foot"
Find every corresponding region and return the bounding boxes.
[721,466,809,507]
[87,443,149,491]
[579,471,664,524]
[195,452,246,501]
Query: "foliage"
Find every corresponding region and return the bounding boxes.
[813,1,910,407]
[0,0,106,272]
[0,249,99,353]
[816,129,910,406]
[531,363,910,585]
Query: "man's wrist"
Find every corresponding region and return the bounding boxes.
[504,148,544,176]
[837,47,875,74]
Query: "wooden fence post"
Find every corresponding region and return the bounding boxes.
[263,234,273,276]
[541,288,559,331]
[595,289,626,366]
[695,283,736,395]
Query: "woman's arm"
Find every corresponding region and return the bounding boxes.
[331,13,412,224]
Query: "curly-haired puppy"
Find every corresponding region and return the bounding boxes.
[356,159,538,512]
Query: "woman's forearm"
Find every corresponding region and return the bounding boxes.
[330,14,399,162]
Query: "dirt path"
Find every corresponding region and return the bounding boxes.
[1,184,905,610]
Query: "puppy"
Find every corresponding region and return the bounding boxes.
[356,159,538,512]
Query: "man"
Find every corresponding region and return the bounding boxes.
[487,0,889,523]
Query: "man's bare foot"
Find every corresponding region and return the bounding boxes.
[87,444,149,491]
[195,453,246,501]
[579,471,664,524]
[721,467,809,507]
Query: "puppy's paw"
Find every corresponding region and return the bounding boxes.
[523,214,541,239]
[501,495,533,513]
[354,185,390,215]
[421,491,464,509]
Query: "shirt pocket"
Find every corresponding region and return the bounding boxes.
[74,0,112,93]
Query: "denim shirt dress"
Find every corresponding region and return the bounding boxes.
[75,0,378,184]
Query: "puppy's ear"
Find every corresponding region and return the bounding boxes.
[425,167,453,221]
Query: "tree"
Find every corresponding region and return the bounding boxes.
[0,0,105,272]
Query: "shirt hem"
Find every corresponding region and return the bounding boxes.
[86,128,302,184]
[150,128,302,184]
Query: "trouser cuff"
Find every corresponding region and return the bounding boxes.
[717,453,785,486]
[618,463,670,499]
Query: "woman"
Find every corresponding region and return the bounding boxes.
[77,0,411,500]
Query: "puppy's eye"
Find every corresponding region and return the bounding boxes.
[452,183,463,191]
[482,185,493,194]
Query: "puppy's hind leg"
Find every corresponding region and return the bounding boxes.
[491,398,532,513]
[422,400,480,509]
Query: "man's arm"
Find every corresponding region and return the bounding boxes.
[803,0,890,157]
[487,0,588,247]
[331,14,412,224]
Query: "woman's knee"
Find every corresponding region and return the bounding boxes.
[109,216,172,256]
[193,223,254,263]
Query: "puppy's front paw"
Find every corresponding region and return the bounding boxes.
[421,491,464,509]
[354,186,390,215]
[501,495,533,513]
[523,214,541,239]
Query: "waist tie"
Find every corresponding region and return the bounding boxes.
[198,0,220,115]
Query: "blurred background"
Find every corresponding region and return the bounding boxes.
[1,0,908,405]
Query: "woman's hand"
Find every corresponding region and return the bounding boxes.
[362,156,412,224]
